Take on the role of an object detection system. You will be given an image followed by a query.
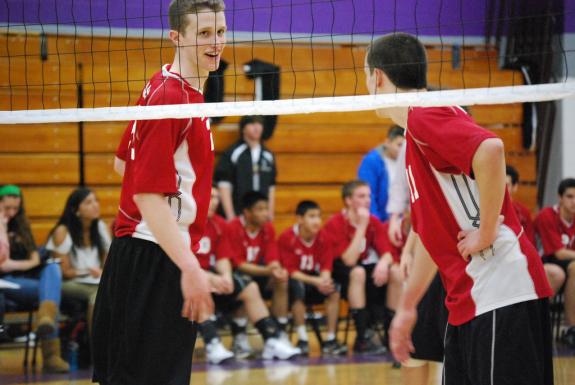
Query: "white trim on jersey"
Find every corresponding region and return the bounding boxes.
[429,165,538,318]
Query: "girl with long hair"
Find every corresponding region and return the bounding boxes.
[46,187,111,335]
[0,185,69,373]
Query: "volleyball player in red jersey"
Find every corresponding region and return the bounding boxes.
[365,33,553,385]
[92,2,226,384]
[195,187,300,363]
[278,200,347,356]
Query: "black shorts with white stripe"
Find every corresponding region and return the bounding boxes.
[443,298,553,385]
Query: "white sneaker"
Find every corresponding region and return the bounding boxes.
[206,339,234,365]
[232,333,254,359]
[262,338,301,360]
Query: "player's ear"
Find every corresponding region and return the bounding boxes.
[169,30,180,47]
[375,68,386,90]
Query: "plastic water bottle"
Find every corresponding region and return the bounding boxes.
[68,341,79,372]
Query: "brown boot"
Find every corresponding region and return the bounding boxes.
[41,338,70,373]
[35,301,57,338]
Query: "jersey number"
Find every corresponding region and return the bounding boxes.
[406,165,420,203]
[300,255,314,271]
[246,246,260,263]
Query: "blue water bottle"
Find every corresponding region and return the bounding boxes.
[68,341,79,372]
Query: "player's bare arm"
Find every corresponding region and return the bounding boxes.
[390,232,437,363]
[134,193,213,322]
[341,207,370,266]
[457,138,506,260]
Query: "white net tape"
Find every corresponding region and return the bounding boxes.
[1,82,574,124]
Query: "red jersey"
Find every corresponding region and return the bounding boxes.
[225,217,279,267]
[512,200,537,246]
[278,225,334,275]
[322,211,387,265]
[114,65,215,252]
[405,106,551,326]
[535,206,575,257]
[196,215,230,270]
[380,221,405,264]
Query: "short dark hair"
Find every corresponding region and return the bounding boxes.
[367,32,427,89]
[558,178,575,196]
[295,200,320,216]
[241,191,268,211]
[506,165,519,186]
[342,180,369,200]
[169,0,226,34]
[387,125,405,140]
[239,115,265,137]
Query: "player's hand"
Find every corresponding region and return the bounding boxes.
[221,275,234,294]
[389,306,417,363]
[357,207,370,229]
[181,265,214,323]
[210,275,231,294]
[317,277,335,295]
[372,257,391,287]
[457,216,504,261]
[271,267,289,282]
[399,250,414,281]
[388,214,404,247]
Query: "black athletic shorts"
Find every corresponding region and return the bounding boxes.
[444,298,553,385]
[92,237,197,385]
[543,255,574,275]
[288,278,338,306]
[212,272,252,313]
[331,259,386,306]
[249,275,274,300]
[411,274,448,362]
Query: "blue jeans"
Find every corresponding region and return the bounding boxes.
[1,262,62,338]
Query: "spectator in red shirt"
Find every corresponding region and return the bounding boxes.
[278,200,347,356]
[323,180,391,355]
[196,188,299,363]
[507,166,565,294]
[535,178,575,347]
[226,191,291,333]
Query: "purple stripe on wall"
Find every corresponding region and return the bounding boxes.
[2,0,573,36]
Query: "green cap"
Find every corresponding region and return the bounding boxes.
[0,184,22,197]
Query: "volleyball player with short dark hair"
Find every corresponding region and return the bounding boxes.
[92,1,227,384]
[365,32,553,385]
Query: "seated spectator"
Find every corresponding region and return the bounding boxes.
[196,188,300,363]
[0,185,69,373]
[505,165,537,244]
[278,200,347,356]
[215,116,277,220]
[323,180,391,355]
[46,188,111,335]
[225,192,291,333]
[507,166,564,294]
[358,125,405,222]
[535,178,575,348]
[0,198,10,342]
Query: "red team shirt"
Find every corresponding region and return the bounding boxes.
[405,106,551,325]
[195,215,230,270]
[535,206,575,257]
[323,211,387,265]
[114,65,215,251]
[225,217,279,267]
[278,225,334,275]
[380,221,405,264]
[512,200,537,246]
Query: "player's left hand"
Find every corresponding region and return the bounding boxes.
[457,216,504,260]
[389,307,417,363]
[372,257,391,287]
